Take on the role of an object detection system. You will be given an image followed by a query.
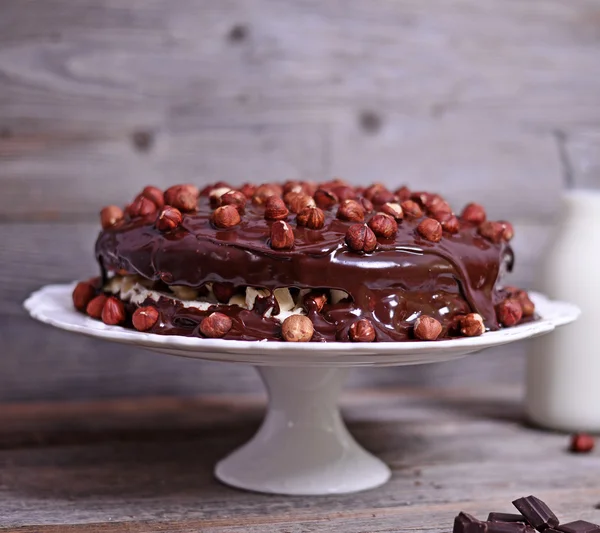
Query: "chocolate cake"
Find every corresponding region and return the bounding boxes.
[72,180,536,342]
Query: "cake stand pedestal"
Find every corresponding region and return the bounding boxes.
[215,366,389,494]
[24,284,579,495]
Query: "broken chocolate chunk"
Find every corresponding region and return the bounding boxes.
[558,522,600,533]
[454,512,487,533]
[489,514,528,524]
[512,496,559,531]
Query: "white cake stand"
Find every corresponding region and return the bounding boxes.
[24,284,579,496]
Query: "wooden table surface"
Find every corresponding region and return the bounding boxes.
[0,385,598,532]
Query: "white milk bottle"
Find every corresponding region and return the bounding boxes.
[526,190,600,431]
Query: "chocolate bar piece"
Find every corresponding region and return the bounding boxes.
[454,513,487,533]
[488,522,536,533]
[513,496,559,531]
[489,514,528,524]
[558,521,600,533]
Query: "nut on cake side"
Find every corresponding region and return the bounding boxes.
[72,180,535,342]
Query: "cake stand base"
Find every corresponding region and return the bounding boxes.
[215,366,391,495]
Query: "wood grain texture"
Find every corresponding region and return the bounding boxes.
[0,387,599,531]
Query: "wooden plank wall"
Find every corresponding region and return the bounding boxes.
[1,0,599,401]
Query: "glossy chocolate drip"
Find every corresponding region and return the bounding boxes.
[95,195,513,341]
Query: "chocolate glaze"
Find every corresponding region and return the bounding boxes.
[95,192,514,342]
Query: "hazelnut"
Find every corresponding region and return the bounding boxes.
[371,189,396,205]
[252,184,279,205]
[86,294,108,318]
[332,185,358,202]
[363,183,386,201]
[220,190,247,212]
[410,191,436,207]
[337,199,365,222]
[478,221,504,244]
[132,306,159,331]
[199,183,223,197]
[303,291,328,313]
[359,197,374,213]
[264,196,290,221]
[380,202,403,220]
[209,186,233,208]
[281,314,314,342]
[141,186,164,208]
[426,196,452,216]
[313,189,338,209]
[440,215,460,234]
[296,207,325,230]
[496,298,523,327]
[212,282,235,303]
[460,313,485,337]
[156,206,183,232]
[212,205,241,229]
[101,296,126,325]
[200,312,233,338]
[394,186,411,201]
[569,433,595,453]
[302,181,318,196]
[128,194,158,218]
[417,218,443,242]
[345,224,377,253]
[288,193,316,214]
[499,220,514,241]
[164,185,198,212]
[100,205,124,229]
[240,183,256,199]
[349,319,376,342]
[368,213,398,238]
[414,315,442,341]
[270,220,295,250]
[400,200,423,218]
[283,180,303,195]
[72,281,96,312]
[461,203,487,224]
[518,291,535,317]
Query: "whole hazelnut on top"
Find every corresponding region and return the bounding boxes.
[200,312,233,338]
[380,202,403,220]
[440,215,460,234]
[461,203,487,224]
[220,190,247,212]
[240,183,256,199]
[337,199,365,222]
[128,194,157,218]
[478,221,504,244]
[313,189,338,210]
[270,220,295,250]
[264,196,290,221]
[416,218,443,243]
[345,224,377,253]
[164,184,198,212]
[100,205,124,229]
[86,294,108,318]
[368,213,398,239]
[394,186,411,201]
[296,207,325,230]
[252,184,279,206]
[141,186,165,209]
[400,200,423,219]
[156,206,183,232]
[288,193,316,214]
[414,315,442,341]
[212,205,241,229]
[349,319,376,342]
[281,314,314,342]
[499,220,514,241]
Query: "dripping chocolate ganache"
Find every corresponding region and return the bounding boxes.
[71,180,536,342]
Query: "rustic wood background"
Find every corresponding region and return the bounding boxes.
[1,0,599,401]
